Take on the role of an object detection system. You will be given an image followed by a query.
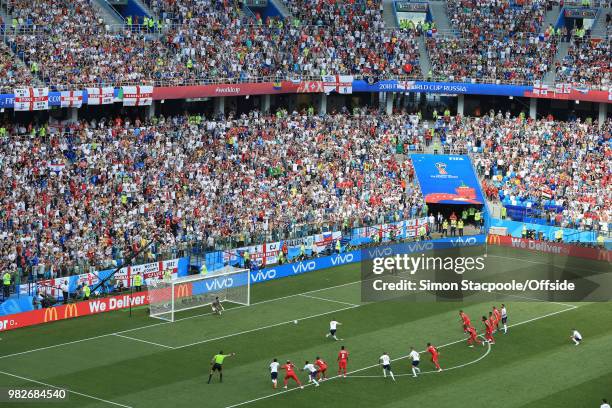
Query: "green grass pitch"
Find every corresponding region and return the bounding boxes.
[0,249,611,408]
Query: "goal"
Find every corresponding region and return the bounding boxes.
[147,266,250,322]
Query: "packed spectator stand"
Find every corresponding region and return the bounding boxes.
[437,113,611,233]
[0,0,421,91]
[0,0,608,90]
[555,36,611,88]
[0,110,426,280]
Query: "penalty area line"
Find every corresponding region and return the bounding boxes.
[299,293,360,307]
[113,333,175,349]
[0,370,133,408]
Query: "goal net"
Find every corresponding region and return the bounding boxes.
[147,266,250,322]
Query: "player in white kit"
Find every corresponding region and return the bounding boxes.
[570,329,582,345]
[409,346,421,377]
[302,361,320,387]
[325,319,343,341]
[270,358,280,388]
[379,352,396,381]
[501,304,508,334]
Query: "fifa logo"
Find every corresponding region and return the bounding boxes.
[64,303,79,319]
[44,307,58,322]
[435,162,448,175]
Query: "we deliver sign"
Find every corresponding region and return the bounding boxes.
[0,292,150,332]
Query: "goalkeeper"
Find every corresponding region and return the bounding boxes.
[211,296,224,315]
[208,351,236,384]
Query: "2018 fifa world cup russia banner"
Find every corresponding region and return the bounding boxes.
[13,87,49,111]
[411,154,485,204]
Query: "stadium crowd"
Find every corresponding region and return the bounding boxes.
[1,0,420,89]
[1,0,609,88]
[426,0,560,82]
[0,40,36,93]
[0,110,425,278]
[555,36,611,88]
[426,32,558,83]
[439,113,611,232]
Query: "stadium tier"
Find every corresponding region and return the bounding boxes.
[0,111,608,281]
[0,0,609,91]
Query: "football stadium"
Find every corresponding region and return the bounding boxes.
[0,0,611,407]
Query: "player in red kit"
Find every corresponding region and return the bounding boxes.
[466,325,483,347]
[426,343,442,372]
[488,311,497,334]
[282,361,303,389]
[482,316,495,344]
[315,356,328,380]
[337,346,349,377]
[459,310,471,333]
[492,306,502,331]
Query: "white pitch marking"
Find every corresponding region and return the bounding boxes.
[223,304,579,408]
[299,293,360,307]
[113,333,175,349]
[0,370,133,408]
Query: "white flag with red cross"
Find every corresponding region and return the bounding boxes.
[322,75,354,94]
[86,87,115,105]
[532,81,548,95]
[121,85,154,106]
[60,90,84,108]
[14,87,49,111]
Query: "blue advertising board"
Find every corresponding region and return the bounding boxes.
[352,80,531,96]
[411,154,485,205]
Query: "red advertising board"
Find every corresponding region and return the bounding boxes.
[487,235,611,262]
[153,80,320,101]
[523,88,611,104]
[0,292,150,332]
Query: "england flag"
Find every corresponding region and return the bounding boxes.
[14,87,49,111]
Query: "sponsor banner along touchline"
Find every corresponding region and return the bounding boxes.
[487,235,611,262]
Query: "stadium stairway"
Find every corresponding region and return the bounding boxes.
[541,3,562,31]
[591,6,611,38]
[382,0,398,28]
[130,0,155,19]
[269,0,291,19]
[418,36,432,78]
[543,40,570,85]
[91,0,126,30]
[428,0,456,36]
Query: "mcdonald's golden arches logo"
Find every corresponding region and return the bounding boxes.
[44,307,58,322]
[487,235,501,245]
[64,303,79,319]
[176,284,190,299]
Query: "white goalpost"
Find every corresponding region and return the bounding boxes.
[147,266,251,322]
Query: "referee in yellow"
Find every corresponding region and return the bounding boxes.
[208,351,236,384]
